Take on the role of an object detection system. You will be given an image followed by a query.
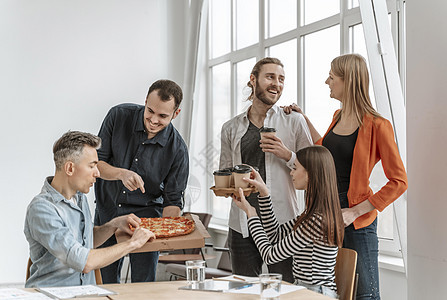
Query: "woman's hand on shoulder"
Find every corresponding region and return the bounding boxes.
[281,103,303,115]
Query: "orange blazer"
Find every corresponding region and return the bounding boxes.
[316,111,408,229]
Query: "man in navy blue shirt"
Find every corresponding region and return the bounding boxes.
[94,79,189,283]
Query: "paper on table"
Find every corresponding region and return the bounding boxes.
[0,288,52,299]
[38,285,115,299]
[226,283,305,295]
[213,275,259,283]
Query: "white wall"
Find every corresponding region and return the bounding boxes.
[380,268,406,300]
[0,0,187,284]
[406,0,447,298]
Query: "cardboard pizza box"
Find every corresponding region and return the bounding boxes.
[115,214,211,253]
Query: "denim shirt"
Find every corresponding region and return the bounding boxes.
[24,177,95,287]
[94,103,189,224]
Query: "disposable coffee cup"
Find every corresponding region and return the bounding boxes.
[221,167,235,187]
[213,169,232,188]
[259,273,282,300]
[186,260,205,284]
[233,164,252,189]
[259,127,277,139]
[228,167,235,187]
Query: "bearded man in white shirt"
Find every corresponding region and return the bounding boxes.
[219,57,312,282]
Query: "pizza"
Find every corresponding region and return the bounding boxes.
[129,216,195,238]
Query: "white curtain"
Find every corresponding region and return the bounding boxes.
[179,0,209,212]
[177,0,206,146]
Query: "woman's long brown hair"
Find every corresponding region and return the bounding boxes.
[293,146,344,247]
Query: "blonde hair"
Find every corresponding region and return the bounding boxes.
[331,54,381,126]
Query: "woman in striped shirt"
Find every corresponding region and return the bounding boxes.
[233,145,344,297]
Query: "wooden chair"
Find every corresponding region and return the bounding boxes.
[26,257,103,285]
[26,257,32,281]
[334,248,358,300]
[94,269,103,285]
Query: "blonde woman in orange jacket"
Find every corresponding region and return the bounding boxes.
[284,54,407,300]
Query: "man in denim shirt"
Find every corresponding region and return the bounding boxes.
[94,79,189,283]
[24,131,155,288]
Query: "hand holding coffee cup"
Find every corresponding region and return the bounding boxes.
[259,127,277,148]
[259,127,276,139]
[233,164,252,189]
[236,167,269,197]
[259,129,293,161]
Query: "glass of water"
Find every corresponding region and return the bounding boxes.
[185,260,205,284]
[259,273,282,300]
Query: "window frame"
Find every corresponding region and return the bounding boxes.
[206,0,406,257]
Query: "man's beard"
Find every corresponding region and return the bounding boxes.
[254,84,281,106]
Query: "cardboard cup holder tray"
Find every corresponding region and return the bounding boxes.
[210,186,257,197]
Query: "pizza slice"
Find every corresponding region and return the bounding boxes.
[129,216,195,238]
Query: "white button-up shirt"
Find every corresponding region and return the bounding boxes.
[219,105,312,237]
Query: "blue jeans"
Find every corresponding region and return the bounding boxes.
[340,192,380,300]
[228,229,295,283]
[295,280,338,298]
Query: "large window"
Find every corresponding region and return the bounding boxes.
[206,0,406,256]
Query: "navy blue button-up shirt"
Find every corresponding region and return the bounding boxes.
[94,103,189,224]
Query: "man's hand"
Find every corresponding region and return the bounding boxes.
[119,169,145,193]
[162,205,181,217]
[232,188,258,218]
[259,135,292,161]
[86,218,155,273]
[111,213,141,235]
[129,227,156,249]
[93,213,142,248]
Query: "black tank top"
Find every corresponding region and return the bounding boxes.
[322,127,359,193]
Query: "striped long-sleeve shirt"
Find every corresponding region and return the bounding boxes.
[247,195,338,291]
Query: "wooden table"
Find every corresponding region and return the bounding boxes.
[42,281,334,300]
